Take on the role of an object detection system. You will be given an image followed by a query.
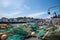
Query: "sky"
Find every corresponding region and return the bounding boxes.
[0,0,60,18]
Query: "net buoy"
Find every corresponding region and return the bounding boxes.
[1,34,8,40]
[31,32,36,36]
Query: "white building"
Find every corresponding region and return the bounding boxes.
[1,17,8,22]
[0,17,18,22]
[9,18,18,22]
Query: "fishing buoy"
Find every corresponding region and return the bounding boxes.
[31,32,36,36]
[1,24,8,29]
[1,34,8,40]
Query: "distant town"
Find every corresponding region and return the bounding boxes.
[0,15,60,25]
[0,17,50,25]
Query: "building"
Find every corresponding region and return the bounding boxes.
[9,18,18,22]
[52,18,60,25]
[45,18,51,25]
[51,14,60,25]
[34,19,46,26]
[1,17,8,22]
[0,17,18,22]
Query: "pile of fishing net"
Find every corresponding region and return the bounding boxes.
[0,24,32,40]
[37,26,58,39]
[45,27,60,40]
[6,35,24,40]
[8,25,31,36]
[28,24,39,33]
[37,28,47,39]
[0,24,13,33]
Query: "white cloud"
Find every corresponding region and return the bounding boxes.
[24,5,30,10]
[0,0,24,18]
[0,0,24,8]
[0,11,21,18]
[1,0,12,7]
[27,11,47,17]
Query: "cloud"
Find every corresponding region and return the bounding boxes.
[27,11,47,17]
[0,0,24,9]
[0,0,32,18]
[0,0,12,7]
[0,11,21,18]
[0,0,25,18]
[24,5,30,10]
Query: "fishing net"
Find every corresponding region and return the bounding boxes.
[37,28,47,39]
[6,35,24,40]
[45,27,60,40]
